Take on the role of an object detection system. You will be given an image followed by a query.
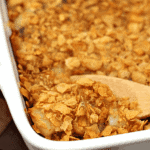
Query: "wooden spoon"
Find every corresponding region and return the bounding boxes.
[71,75,150,119]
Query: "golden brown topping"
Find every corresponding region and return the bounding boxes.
[76,78,94,87]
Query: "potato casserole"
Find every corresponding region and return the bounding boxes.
[6,0,150,141]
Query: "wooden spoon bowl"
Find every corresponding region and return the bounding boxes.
[71,75,150,119]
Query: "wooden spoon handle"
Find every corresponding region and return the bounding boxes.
[71,75,150,119]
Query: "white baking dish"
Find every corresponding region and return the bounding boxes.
[1,0,150,150]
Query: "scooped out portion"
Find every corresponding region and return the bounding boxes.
[28,78,147,141]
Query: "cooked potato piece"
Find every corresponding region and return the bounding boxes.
[28,107,55,138]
